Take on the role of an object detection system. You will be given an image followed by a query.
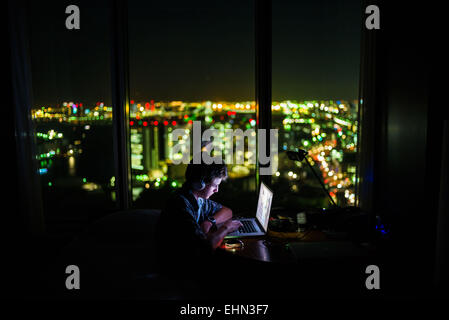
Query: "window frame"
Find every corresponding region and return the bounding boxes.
[10,0,369,231]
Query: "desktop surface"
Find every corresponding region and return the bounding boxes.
[219,229,378,264]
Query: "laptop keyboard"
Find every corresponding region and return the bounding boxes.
[238,220,257,233]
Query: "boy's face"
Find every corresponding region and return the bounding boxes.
[197,177,222,199]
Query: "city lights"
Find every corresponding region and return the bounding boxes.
[32,98,357,206]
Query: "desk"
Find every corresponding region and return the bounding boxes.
[219,230,376,264]
[221,238,273,262]
[215,229,380,299]
[203,227,384,300]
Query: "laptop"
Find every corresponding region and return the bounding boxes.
[224,182,273,239]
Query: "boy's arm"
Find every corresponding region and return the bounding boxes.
[213,206,233,224]
[201,206,232,233]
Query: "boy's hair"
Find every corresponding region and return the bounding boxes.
[185,153,227,189]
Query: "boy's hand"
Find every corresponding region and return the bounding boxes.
[223,219,243,233]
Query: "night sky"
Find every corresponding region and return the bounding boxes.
[28,0,361,106]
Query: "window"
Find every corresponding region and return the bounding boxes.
[27,0,116,233]
[271,0,361,209]
[16,0,363,235]
[128,0,257,212]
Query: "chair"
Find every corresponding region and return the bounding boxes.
[61,209,194,299]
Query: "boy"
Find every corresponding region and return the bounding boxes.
[155,157,242,274]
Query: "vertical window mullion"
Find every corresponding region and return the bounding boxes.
[255,0,272,188]
[110,0,132,210]
[356,0,378,211]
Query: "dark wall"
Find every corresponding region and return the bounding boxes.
[370,1,446,295]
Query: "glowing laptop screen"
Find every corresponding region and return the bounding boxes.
[255,182,273,232]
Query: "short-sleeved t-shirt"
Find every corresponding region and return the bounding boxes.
[155,186,223,273]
